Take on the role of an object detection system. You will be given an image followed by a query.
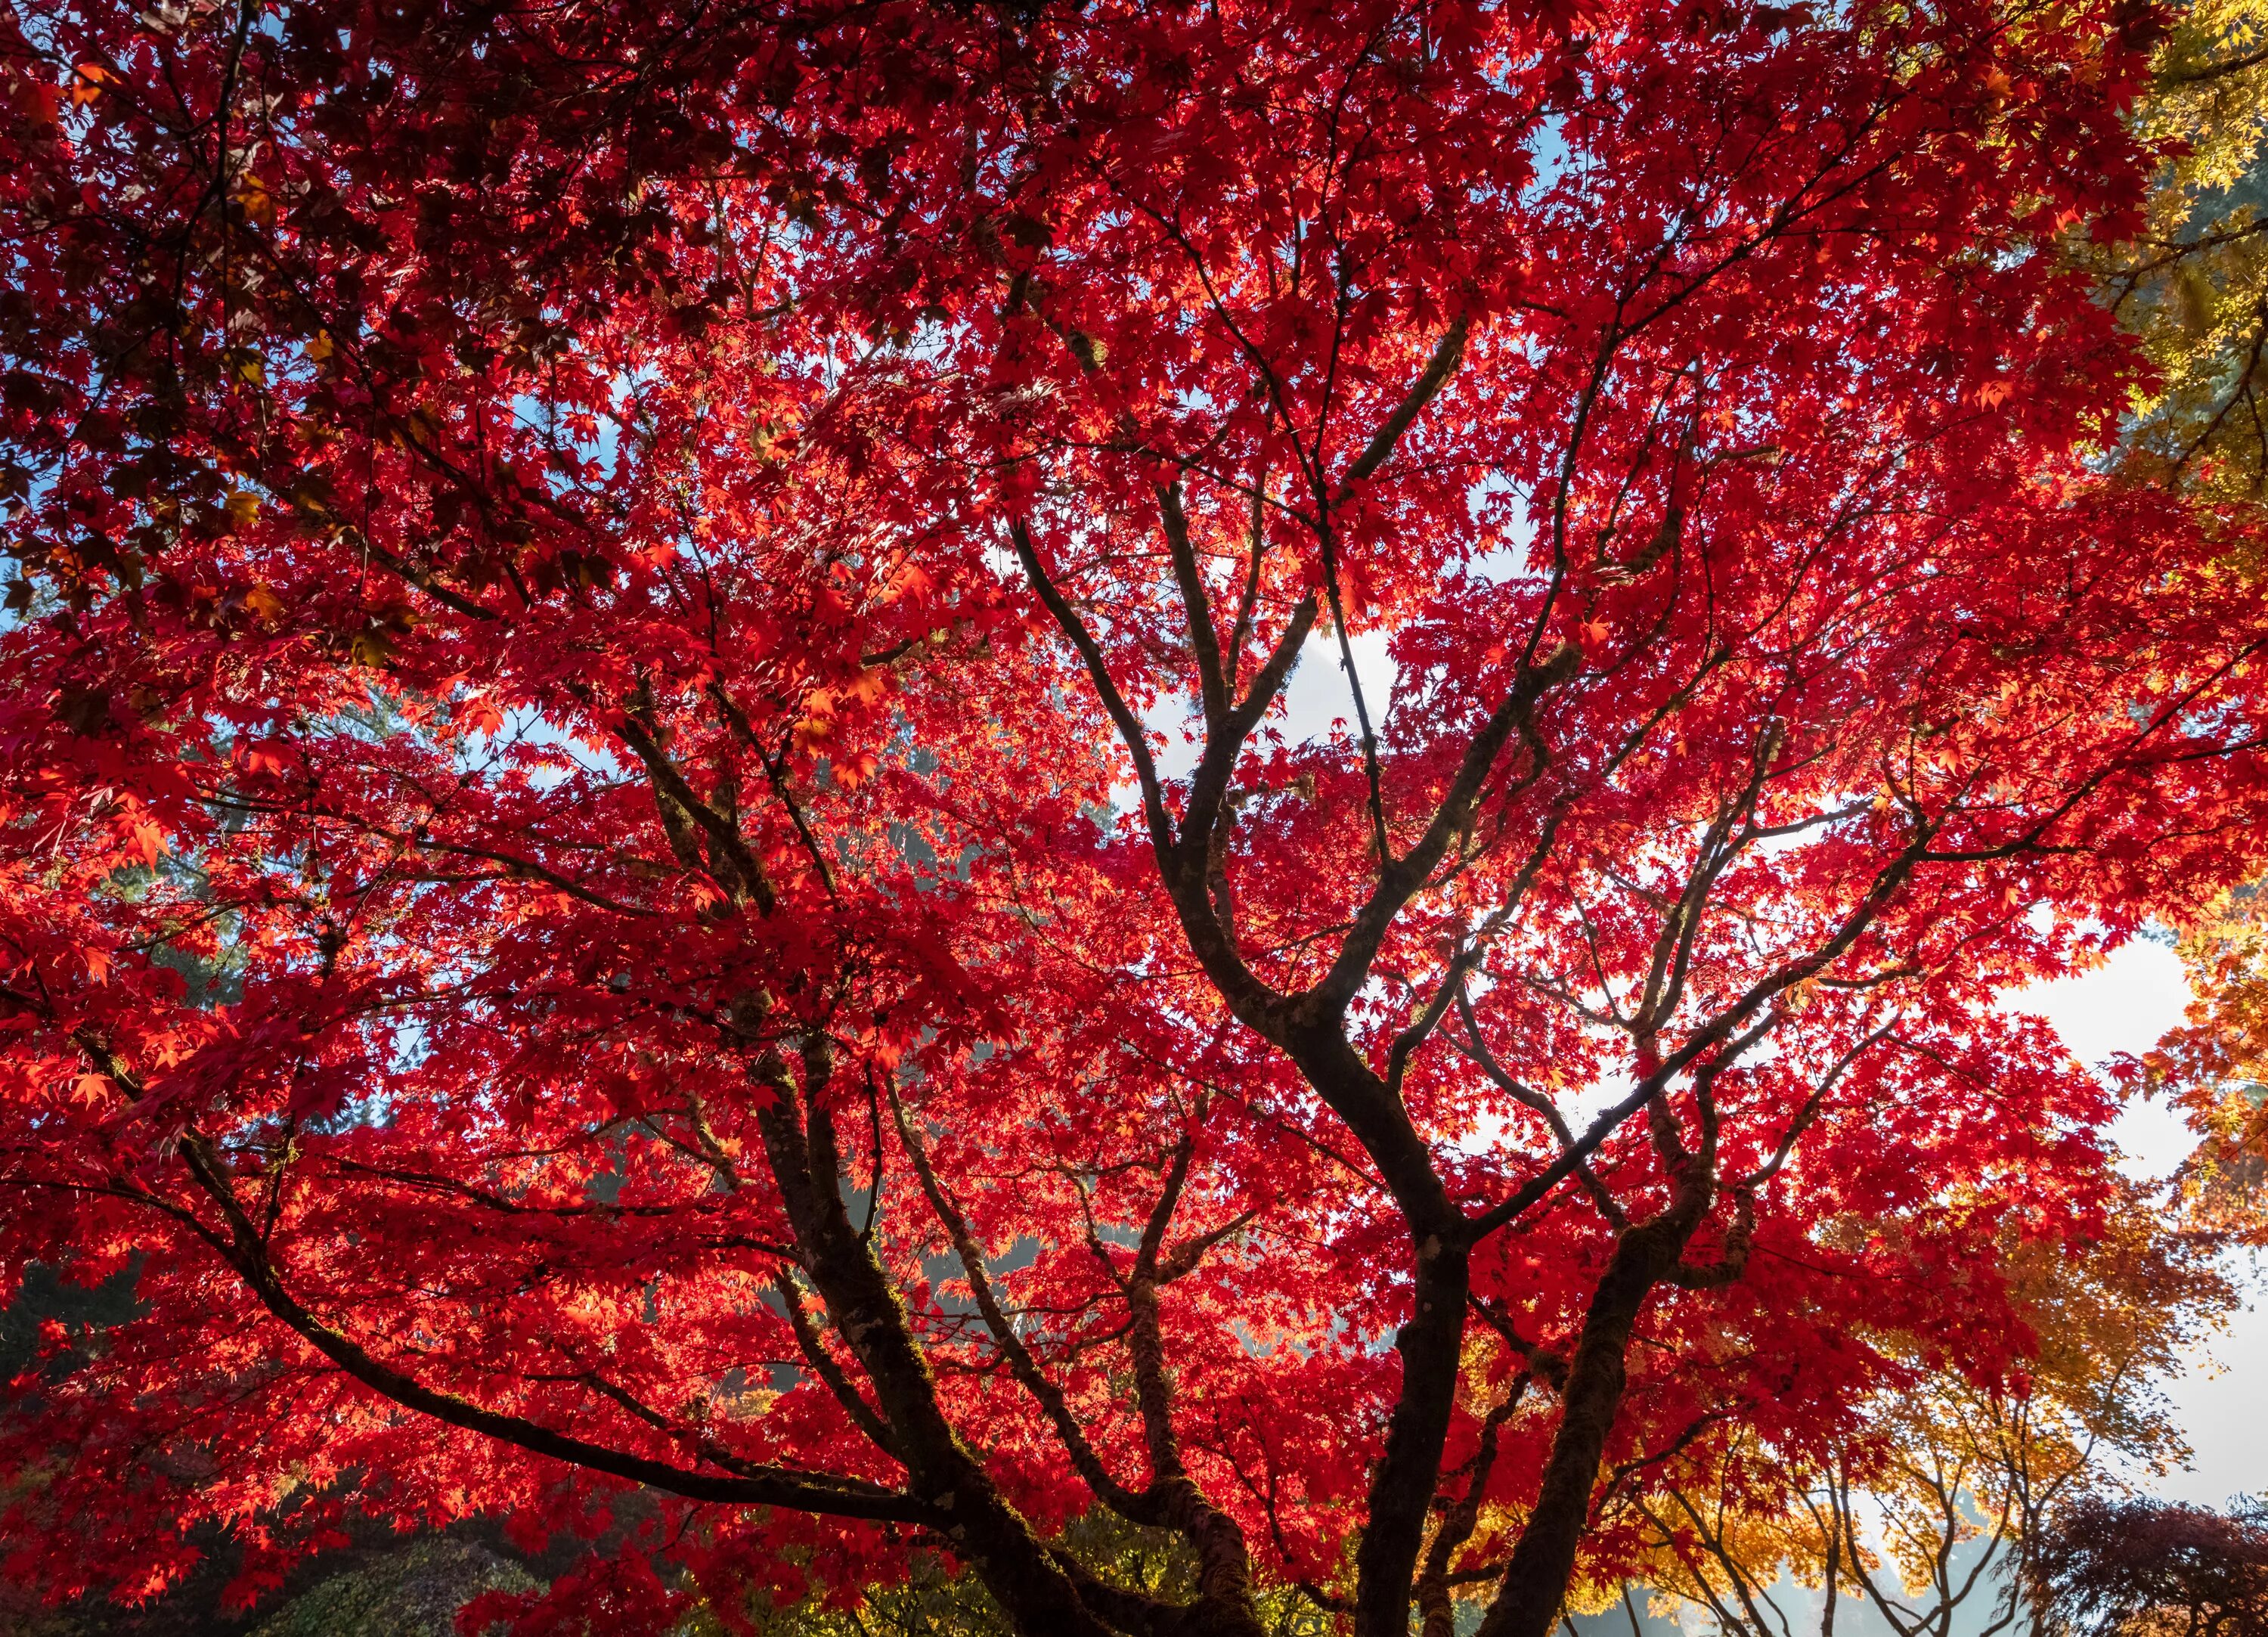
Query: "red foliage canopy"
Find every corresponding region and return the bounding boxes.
[2,0,2263,1633]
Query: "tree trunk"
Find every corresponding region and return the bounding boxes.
[1475,1220,1684,1637]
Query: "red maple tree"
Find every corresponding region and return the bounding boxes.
[2,1,2263,1633]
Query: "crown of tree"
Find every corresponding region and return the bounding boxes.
[3,2,2265,1633]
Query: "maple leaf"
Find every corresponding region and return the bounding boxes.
[232,175,276,231]
[241,582,286,625]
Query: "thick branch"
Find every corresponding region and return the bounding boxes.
[748,1045,1128,1637]
[1011,519,1176,860]
[888,1088,1158,1523]
[1311,643,1580,1018]
[169,1137,932,1523]
[1334,315,1471,502]
[1157,479,1230,724]
[1418,1376,1530,1637]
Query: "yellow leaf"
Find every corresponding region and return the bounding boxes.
[234,174,276,229]
[348,629,395,667]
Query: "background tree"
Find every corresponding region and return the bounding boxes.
[2136,888,2268,1237]
[2093,0,2268,1263]
[2105,0,2268,493]
[5,2,2268,1636]
[2028,1496,2268,1637]
[1621,1192,2235,1637]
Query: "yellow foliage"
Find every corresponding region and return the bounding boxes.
[2144,885,2268,1236]
[1626,1201,2235,1632]
[2105,0,2268,495]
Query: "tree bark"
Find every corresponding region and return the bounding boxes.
[1475,1219,1688,1637]
[752,1052,1122,1637]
